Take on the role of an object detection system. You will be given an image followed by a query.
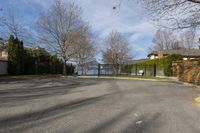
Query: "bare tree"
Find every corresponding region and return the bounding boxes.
[180,29,197,49]
[151,29,198,51]
[0,9,35,45]
[102,31,132,65]
[73,26,96,74]
[171,41,183,50]
[140,0,200,29]
[37,0,87,74]
[150,29,177,51]
[1,10,25,38]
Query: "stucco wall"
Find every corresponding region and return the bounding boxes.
[0,60,8,75]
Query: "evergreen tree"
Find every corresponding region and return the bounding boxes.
[7,35,25,75]
[7,35,70,75]
[15,37,20,74]
[19,41,25,74]
[7,35,15,61]
[7,35,16,74]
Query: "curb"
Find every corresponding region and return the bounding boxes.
[182,82,200,89]
[194,95,200,107]
[195,96,200,104]
[79,76,174,82]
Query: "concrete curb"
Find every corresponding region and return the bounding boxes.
[194,95,200,107]
[182,82,200,89]
[195,96,200,104]
[79,76,174,82]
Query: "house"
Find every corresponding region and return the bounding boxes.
[25,47,50,57]
[148,49,200,60]
[129,59,148,64]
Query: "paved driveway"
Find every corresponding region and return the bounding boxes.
[0,77,200,133]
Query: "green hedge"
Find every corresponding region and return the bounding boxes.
[123,54,183,76]
[7,35,74,75]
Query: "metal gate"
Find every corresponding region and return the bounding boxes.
[97,64,157,77]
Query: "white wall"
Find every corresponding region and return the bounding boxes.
[0,61,8,75]
[150,55,155,60]
[150,55,158,60]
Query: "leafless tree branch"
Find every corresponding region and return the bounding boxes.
[140,0,200,29]
[102,31,133,65]
[37,0,88,74]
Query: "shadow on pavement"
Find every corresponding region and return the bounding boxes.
[0,94,109,132]
[86,106,136,133]
[0,78,102,106]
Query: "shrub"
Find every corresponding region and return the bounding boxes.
[163,54,183,76]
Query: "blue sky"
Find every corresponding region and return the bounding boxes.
[0,0,157,59]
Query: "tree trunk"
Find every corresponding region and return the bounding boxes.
[63,60,67,75]
[82,65,84,75]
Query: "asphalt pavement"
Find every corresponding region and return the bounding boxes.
[0,77,200,133]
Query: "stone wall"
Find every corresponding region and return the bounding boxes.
[172,59,200,83]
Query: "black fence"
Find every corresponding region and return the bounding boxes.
[97,64,161,77]
[25,63,75,75]
[8,61,75,75]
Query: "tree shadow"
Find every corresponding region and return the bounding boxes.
[0,78,102,106]
[86,106,136,133]
[0,94,109,132]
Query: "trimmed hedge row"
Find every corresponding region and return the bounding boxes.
[123,54,183,76]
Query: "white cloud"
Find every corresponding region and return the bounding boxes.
[1,0,157,59]
[73,0,156,59]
